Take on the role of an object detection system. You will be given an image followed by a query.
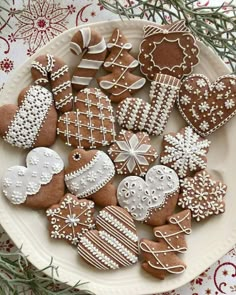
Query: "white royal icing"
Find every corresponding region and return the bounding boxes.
[77,206,139,270]
[117,165,179,221]
[4,86,53,149]
[2,147,64,205]
[65,151,115,198]
[99,29,146,96]
[70,27,106,87]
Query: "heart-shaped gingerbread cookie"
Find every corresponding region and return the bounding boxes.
[117,165,179,224]
[0,85,57,149]
[57,88,116,149]
[177,74,236,136]
[78,206,139,270]
[2,147,65,209]
[117,74,180,135]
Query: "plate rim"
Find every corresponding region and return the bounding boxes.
[0,18,235,295]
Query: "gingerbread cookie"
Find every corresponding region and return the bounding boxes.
[65,148,117,207]
[2,147,65,209]
[97,28,146,102]
[70,27,107,90]
[138,20,199,80]
[57,88,116,149]
[178,170,226,222]
[160,126,211,178]
[108,130,158,176]
[46,194,95,245]
[117,73,181,135]
[177,74,236,137]
[117,165,179,225]
[31,54,73,112]
[140,210,192,279]
[78,206,139,270]
[0,85,57,149]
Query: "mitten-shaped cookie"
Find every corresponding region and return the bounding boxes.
[57,88,116,149]
[117,165,179,226]
[31,54,73,112]
[97,28,146,103]
[0,85,57,149]
[140,210,192,279]
[2,147,65,209]
[65,149,117,207]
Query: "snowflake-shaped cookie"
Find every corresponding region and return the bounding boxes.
[160,126,210,178]
[46,194,95,245]
[178,170,226,222]
[108,130,158,176]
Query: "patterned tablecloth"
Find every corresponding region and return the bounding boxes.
[0,0,236,294]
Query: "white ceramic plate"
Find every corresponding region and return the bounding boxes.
[0,19,235,295]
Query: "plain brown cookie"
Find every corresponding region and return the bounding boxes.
[65,148,117,207]
[0,85,57,149]
[31,54,73,112]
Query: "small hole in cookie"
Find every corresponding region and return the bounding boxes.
[73,153,81,161]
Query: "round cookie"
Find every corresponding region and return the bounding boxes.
[108,130,158,176]
[65,148,117,207]
[57,88,116,149]
[160,126,211,178]
[46,194,95,245]
[78,206,139,270]
[2,147,65,209]
[117,165,179,226]
[0,85,57,149]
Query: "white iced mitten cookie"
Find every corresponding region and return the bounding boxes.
[117,165,180,226]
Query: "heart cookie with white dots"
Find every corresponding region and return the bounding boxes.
[2,147,65,209]
[177,74,236,136]
[77,206,139,270]
[117,165,179,225]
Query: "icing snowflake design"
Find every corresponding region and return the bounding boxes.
[178,171,226,222]
[108,130,158,176]
[160,126,210,178]
[46,194,95,245]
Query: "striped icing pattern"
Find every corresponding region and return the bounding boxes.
[77,206,139,270]
[70,27,107,90]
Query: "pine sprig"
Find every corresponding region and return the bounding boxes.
[99,0,236,72]
[0,248,94,295]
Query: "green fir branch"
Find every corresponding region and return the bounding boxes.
[0,248,94,295]
[99,0,236,72]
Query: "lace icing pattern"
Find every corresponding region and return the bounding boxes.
[4,86,53,149]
